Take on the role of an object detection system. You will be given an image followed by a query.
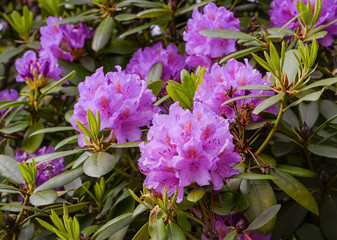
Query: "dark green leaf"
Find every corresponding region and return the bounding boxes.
[0,155,24,185]
[27,149,84,164]
[320,99,337,124]
[213,192,234,216]
[200,29,256,40]
[29,126,74,137]
[92,17,114,52]
[0,47,24,63]
[300,77,337,91]
[175,0,215,16]
[223,230,237,240]
[112,141,143,149]
[106,39,141,54]
[296,223,325,240]
[231,172,277,180]
[35,166,84,192]
[277,165,317,178]
[0,184,21,194]
[286,88,324,109]
[119,20,162,39]
[253,93,285,115]
[307,144,337,158]
[299,101,319,128]
[115,13,137,21]
[236,85,272,91]
[247,204,281,231]
[30,190,57,206]
[177,211,191,231]
[167,221,186,240]
[55,134,79,150]
[320,195,337,239]
[59,60,90,85]
[54,9,98,24]
[147,80,163,97]
[149,217,166,240]
[270,169,319,215]
[83,152,117,178]
[0,121,30,134]
[132,222,150,240]
[137,8,171,18]
[220,46,263,63]
[222,94,271,106]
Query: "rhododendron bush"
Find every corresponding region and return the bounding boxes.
[1,0,337,239]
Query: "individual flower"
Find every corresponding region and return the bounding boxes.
[15,146,65,187]
[71,66,160,145]
[0,89,19,116]
[202,214,271,240]
[15,50,62,89]
[40,16,92,61]
[138,102,241,201]
[194,59,274,119]
[269,0,337,46]
[183,2,240,68]
[126,42,188,83]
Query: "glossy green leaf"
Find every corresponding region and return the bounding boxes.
[106,39,141,54]
[0,202,47,214]
[253,93,285,115]
[236,85,273,91]
[240,180,277,235]
[277,165,317,177]
[29,126,74,137]
[167,221,186,240]
[222,94,271,106]
[119,20,162,39]
[0,100,29,111]
[54,9,98,24]
[112,141,143,148]
[223,230,237,240]
[146,62,163,83]
[200,29,256,40]
[270,169,319,215]
[132,222,150,240]
[0,47,24,63]
[35,166,84,192]
[55,134,79,150]
[247,204,281,231]
[92,17,114,52]
[177,211,191,231]
[296,223,325,240]
[0,155,24,185]
[220,46,263,63]
[0,184,21,194]
[93,213,133,240]
[40,71,76,99]
[137,8,171,18]
[320,99,337,124]
[299,101,319,128]
[149,217,166,240]
[115,13,137,21]
[282,108,300,128]
[286,88,325,109]
[147,80,163,97]
[175,0,215,16]
[300,77,337,91]
[0,121,30,134]
[166,84,192,109]
[320,195,337,239]
[213,192,234,216]
[187,188,206,202]
[231,172,277,180]
[283,50,300,83]
[307,144,337,158]
[83,152,117,178]
[83,225,100,238]
[27,149,84,164]
[30,190,57,206]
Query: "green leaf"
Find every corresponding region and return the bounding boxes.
[283,50,300,83]
[307,144,337,158]
[304,31,327,42]
[116,0,165,8]
[231,172,277,180]
[137,8,171,18]
[199,29,256,40]
[30,190,58,206]
[167,221,186,240]
[27,149,84,164]
[40,70,76,99]
[0,184,21,194]
[149,217,166,240]
[286,88,325,109]
[92,213,133,240]
[166,84,192,109]
[277,165,317,178]
[320,195,337,239]
[22,122,44,154]
[0,47,24,63]
[0,155,24,185]
[83,152,117,178]
[213,192,234,216]
[147,81,163,97]
[115,13,137,21]
[92,17,114,52]
[146,62,163,84]
[55,135,79,150]
[247,204,281,231]
[0,121,30,134]
[0,100,29,111]
[29,126,74,137]
[112,141,143,148]
[175,0,215,16]
[296,223,325,240]
[132,222,150,240]
[177,211,191,231]
[320,99,337,124]
[299,101,319,128]
[35,166,84,192]
[253,93,285,115]
[223,230,237,240]
[54,9,98,24]
[220,46,263,63]
[59,60,90,85]
[106,39,141,54]
[0,202,47,214]
[119,20,162,39]
[83,225,100,238]
[270,169,319,215]
[282,108,300,128]
[300,77,337,91]
[240,180,277,235]
[187,188,205,202]
[222,94,271,106]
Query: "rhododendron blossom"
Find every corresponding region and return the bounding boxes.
[15,146,65,187]
[194,59,274,119]
[269,0,337,46]
[40,16,92,61]
[72,67,160,145]
[15,50,62,89]
[126,42,187,83]
[138,102,241,201]
[0,89,19,116]
[183,2,240,68]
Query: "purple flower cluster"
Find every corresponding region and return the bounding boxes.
[202,214,271,240]
[15,146,65,187]
[194,59,274,119]
[126,42,187,82]
[269,0,337,46]
[15,50,62,89]
[40,16,92,61]
[71,67,159,145]
[0,89,19,116]
[183,3,240,68]
[138,102,241,201]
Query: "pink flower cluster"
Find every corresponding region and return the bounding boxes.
[15,146,65,187]
[138,102,241,201]
[194,59,274,119]
[71,67,159,144]
[40,16,92,61]
[126,42,187,83]
[269,0,337,46]
[183,2,240,68]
